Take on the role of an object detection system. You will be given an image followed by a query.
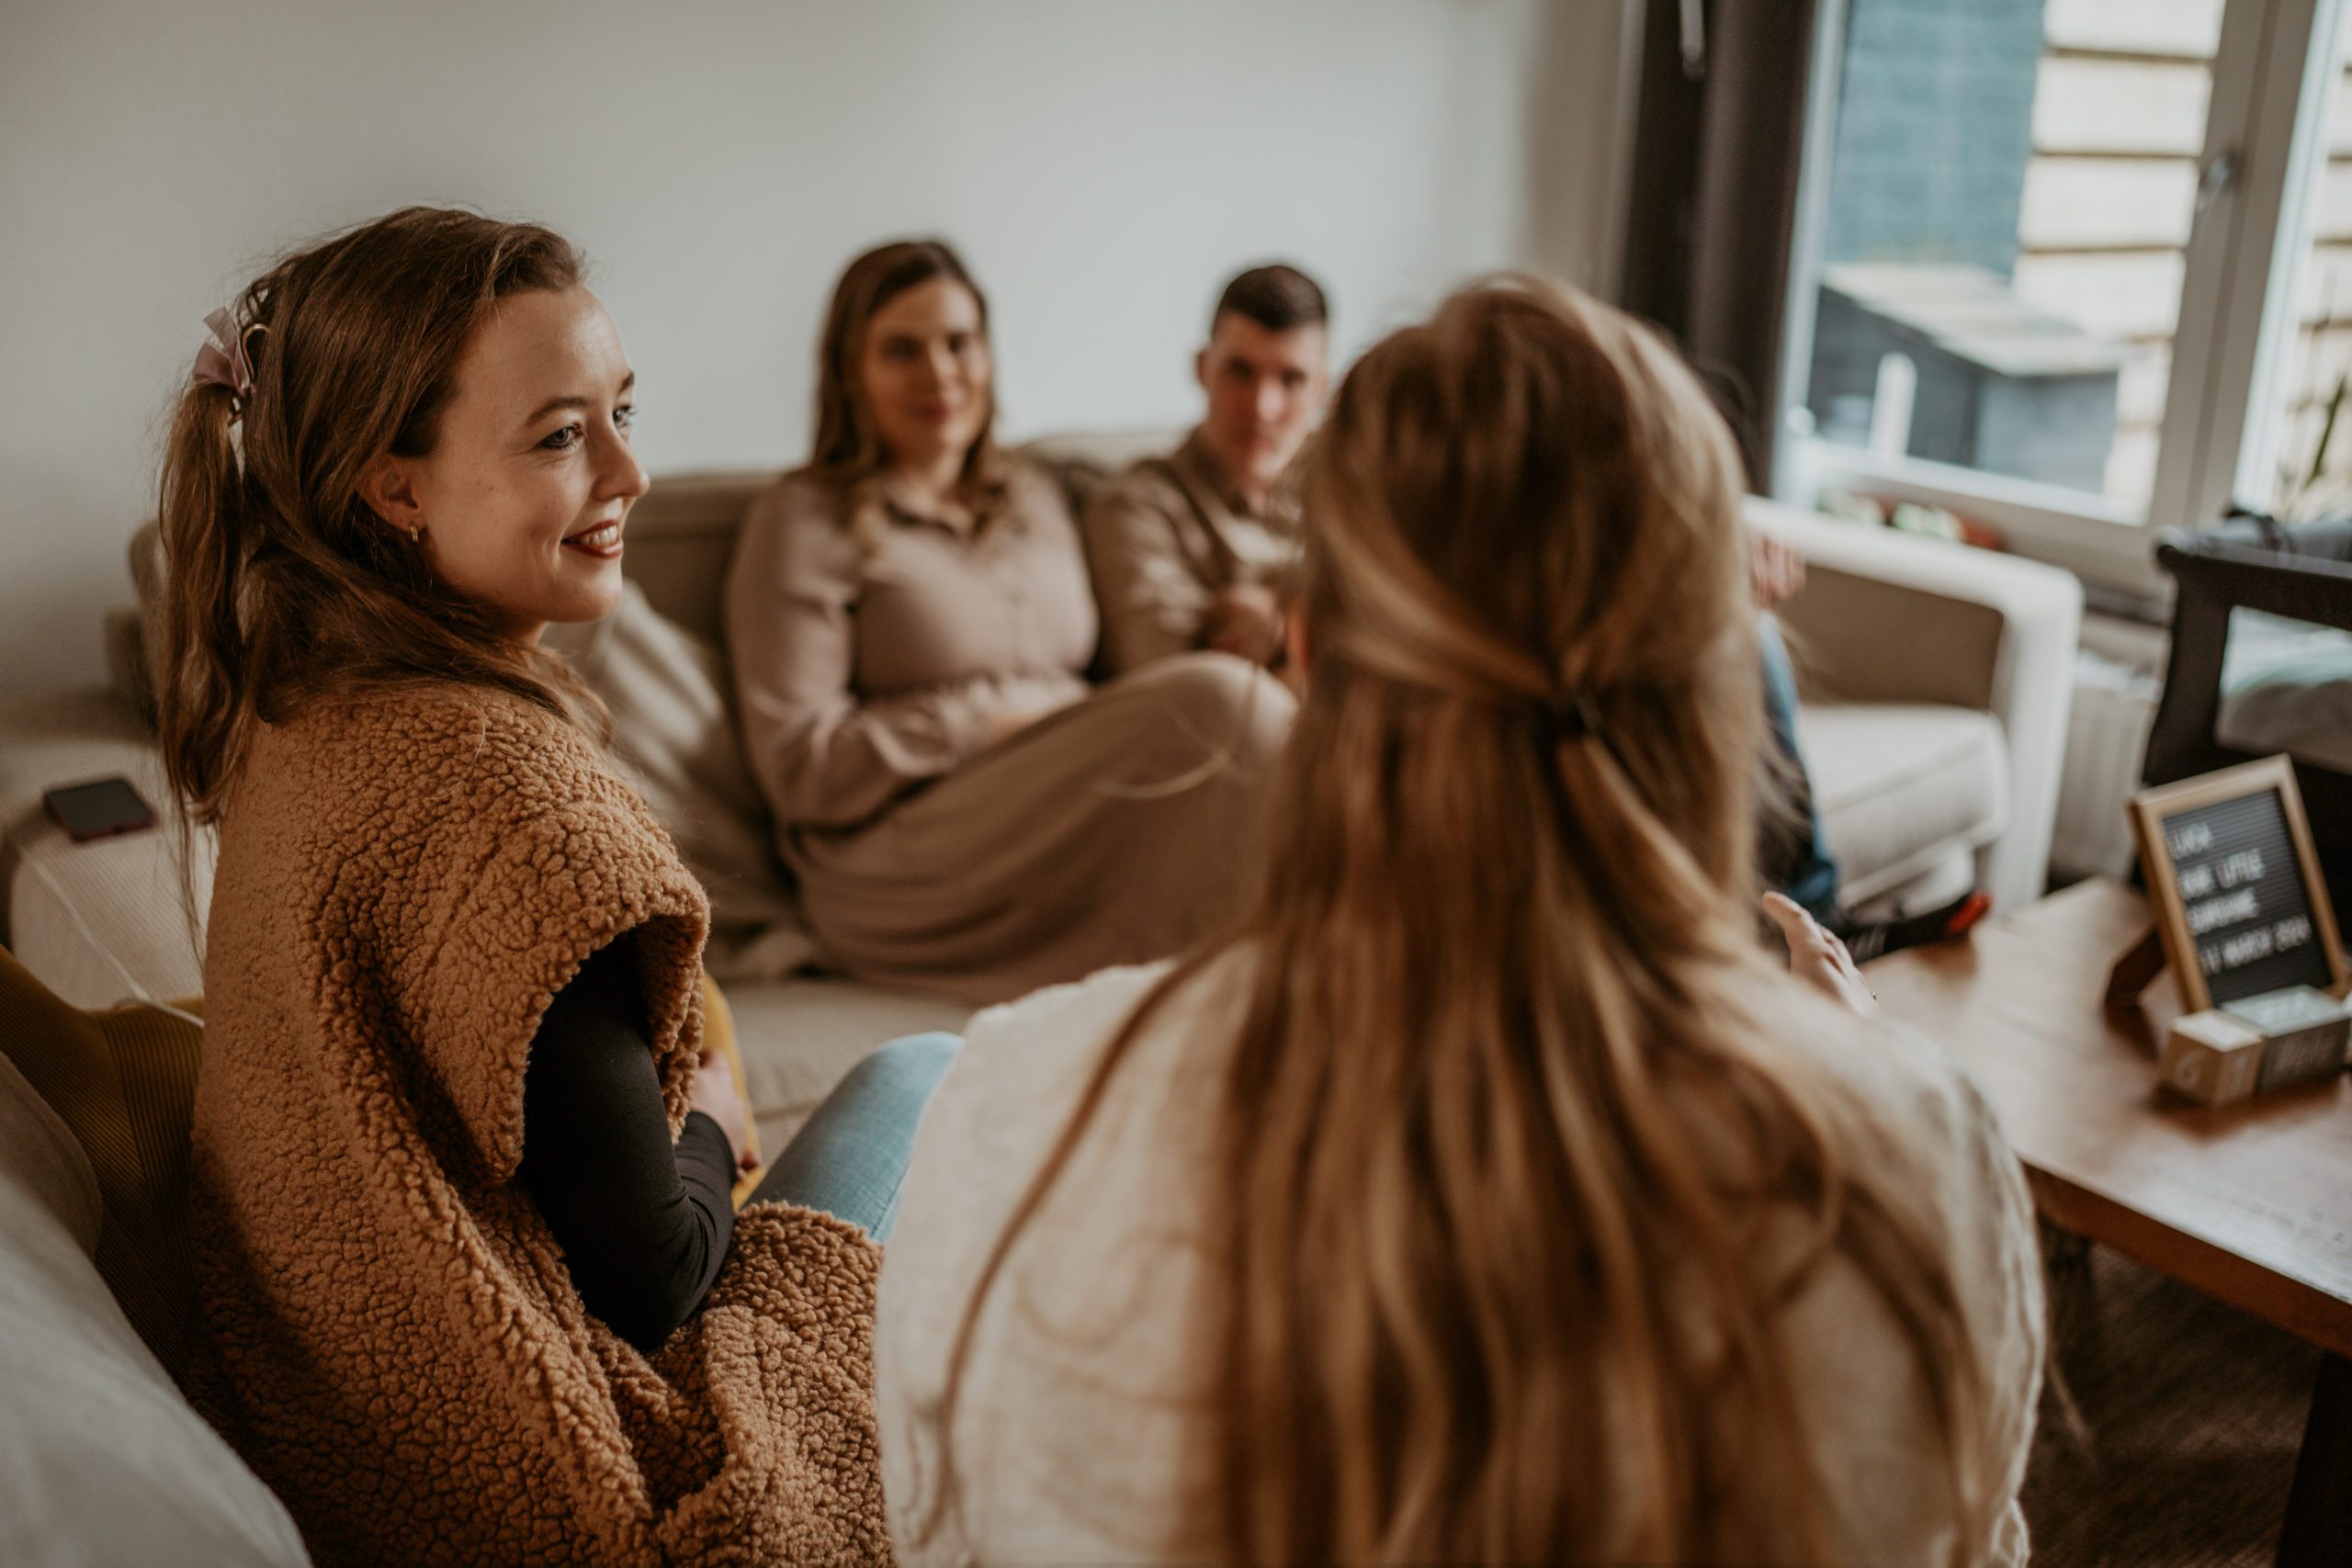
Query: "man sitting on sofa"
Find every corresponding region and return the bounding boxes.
[1086,262,1982,958]
[1082,263,1329,676]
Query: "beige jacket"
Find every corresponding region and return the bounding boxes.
[1080,430,1301,675]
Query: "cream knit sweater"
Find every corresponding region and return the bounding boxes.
[878,955,2046,1565]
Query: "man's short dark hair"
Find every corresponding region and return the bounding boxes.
[1212,264,1328,336]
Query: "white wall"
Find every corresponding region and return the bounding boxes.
[0,0,1633,698]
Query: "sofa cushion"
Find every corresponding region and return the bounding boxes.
[0,689,211,1010]
[727,976,970,1150]
[2221,664,2352,773]
[543,579,819,981]
[1797,704,2009,907]
[610,470,779,646]
[1022,427,1181,516]
[0,944,209,1381]
[2216,611,2352,774]
[0,1044,310,1566]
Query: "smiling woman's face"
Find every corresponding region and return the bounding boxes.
[362,286,648,641]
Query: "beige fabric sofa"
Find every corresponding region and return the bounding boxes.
[0,434,2080,1158]
[0,1037,311,1564]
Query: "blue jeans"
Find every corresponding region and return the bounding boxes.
[1758,616,1841,921]
[750,1032,959,1242]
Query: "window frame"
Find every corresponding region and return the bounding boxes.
[1770,0,2347,604]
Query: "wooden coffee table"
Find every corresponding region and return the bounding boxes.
[1864,878,2350,1566]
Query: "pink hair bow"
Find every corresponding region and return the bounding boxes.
[192,308,255,400]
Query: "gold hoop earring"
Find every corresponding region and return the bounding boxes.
[407,524,423,545]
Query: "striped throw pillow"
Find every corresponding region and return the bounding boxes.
[0,945,204,1386]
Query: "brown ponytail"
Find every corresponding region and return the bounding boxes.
[919,279,1994,1563]
[153,207,600,831]
[156,374,250,815]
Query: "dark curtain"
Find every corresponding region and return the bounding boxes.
[1619,0,1820,491]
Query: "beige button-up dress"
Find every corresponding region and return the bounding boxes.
[724,456,1293,1004]
[1080,428,1303,675]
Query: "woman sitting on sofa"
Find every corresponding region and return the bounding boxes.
[877,280,2046,1564]
[159,207,933,1565]
[725,239,1291,1005]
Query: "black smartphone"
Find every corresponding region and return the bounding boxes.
[42,776,159,842]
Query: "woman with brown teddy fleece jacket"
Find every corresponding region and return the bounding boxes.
[155,207,937,1565]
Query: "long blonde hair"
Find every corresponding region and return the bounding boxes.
[927,279,1989,1563]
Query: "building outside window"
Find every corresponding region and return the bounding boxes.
[1779,0,2350,598]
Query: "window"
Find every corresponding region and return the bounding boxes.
[2258,17,2352,516]
[1777,0,2349,600]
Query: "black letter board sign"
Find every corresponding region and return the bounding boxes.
[2129,755,2349,1014]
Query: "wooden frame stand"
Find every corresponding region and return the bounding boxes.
[2121,756,2349,1015]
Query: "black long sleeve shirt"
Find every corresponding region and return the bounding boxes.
[518,938,734,1353]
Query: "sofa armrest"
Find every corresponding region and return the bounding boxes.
[0,688,210,1009]
[1747,499,2084,915]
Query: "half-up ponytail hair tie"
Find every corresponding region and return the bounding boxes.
[190,308,266,409]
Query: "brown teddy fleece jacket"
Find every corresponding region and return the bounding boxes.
[190,683,889,1566]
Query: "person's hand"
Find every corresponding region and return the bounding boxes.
[1749,532,1805,610]
[986,705,1049,745]
[689,1049,759,1174]
[1763,892,1876,1016]
[1200,583,1286,666]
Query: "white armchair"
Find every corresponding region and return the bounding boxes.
[1749,498,2084,916]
